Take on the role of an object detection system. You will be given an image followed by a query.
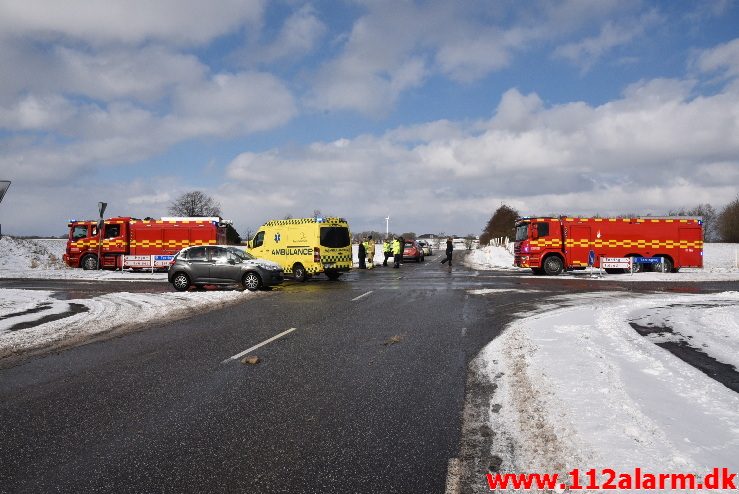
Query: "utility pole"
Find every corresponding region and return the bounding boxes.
[96,202,107,270]
[0,181,10,238]
[385,216,390,237]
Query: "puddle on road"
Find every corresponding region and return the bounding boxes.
[0,302,54,321]
[6,303,89,332]
[629,321,739,393]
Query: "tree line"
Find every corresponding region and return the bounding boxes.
[480,197,739,244]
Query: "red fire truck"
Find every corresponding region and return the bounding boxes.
[513,216,703,275]
[63,217,228,270]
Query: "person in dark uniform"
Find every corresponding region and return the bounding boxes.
[393,236,403,268]
[358,237,366,269]
[440,237,453,270]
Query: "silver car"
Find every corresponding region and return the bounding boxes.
[168,245,284,292]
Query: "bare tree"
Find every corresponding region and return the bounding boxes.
[667,203,719,241]
[168,191,221,217]
[480,204,519,245]
[718,197,739,242]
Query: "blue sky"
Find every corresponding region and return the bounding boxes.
[1,0,738,237]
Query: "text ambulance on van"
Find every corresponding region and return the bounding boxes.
[248,217,352,281]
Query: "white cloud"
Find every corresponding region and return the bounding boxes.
[306,0,641,115]
[694,37,739,79]
[220,76,739,235]
[55,46,206,102]
[172,71,297,135]
[0,0,265,45]
[0,70,296,183]
[554,11,662,70]
[246,4,326,64]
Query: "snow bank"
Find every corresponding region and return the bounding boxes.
[465,245,515,270]
[474,290,739,487]
[0,288,257,360]
[0,236,165,280]
[465,242,739,281]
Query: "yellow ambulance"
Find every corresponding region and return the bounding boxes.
[247,217,352,281]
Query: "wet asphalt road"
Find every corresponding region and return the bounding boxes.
[0,255,737,493]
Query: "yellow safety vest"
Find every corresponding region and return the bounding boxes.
[392,239,402,254]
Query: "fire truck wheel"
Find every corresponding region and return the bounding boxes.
[653,256,673,273]
[627,255,643,273]
[242,272,262,291]
[81,255,98,270]
[293,263,307,282]
[542,255,564,276]
[172,273,191,291]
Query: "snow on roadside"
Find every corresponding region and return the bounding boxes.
[474,290,739,488]
[0,236,166,280]
[465,244,515,270]
[464,242,739,281]
[0,288,257,360]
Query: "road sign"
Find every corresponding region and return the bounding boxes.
[634,257,660,264]
[153,255,174,267]
[601,257,631,269]
[588,249,596,267]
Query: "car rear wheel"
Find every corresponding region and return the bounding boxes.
[242,272,262,291]
[172,273,190,291]
[293,263,307,282]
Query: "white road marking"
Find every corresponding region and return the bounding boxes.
[221,327,297,364]
[445,457,461,494]
[351,290,374,301]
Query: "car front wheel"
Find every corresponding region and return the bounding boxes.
[172,273,190,291]
[242,272,262,291]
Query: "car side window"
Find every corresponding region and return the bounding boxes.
[253,231,265,248]
[210,247,229,262]
[188,247,207,261]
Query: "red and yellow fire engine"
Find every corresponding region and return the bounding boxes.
[513,216,703,275]
[63,217,228,270]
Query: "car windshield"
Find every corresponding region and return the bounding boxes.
[228,247,254,260]
[515,223,529,242]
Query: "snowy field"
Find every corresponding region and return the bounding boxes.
[470,290,739,491]
[465,242,739,281]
